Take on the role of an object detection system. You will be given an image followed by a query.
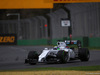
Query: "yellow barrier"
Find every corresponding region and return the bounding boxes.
[0,0,53,9]
[0,0,100,9]
[0,71,100,75]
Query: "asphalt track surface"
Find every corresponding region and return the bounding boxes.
[0,46,100,71]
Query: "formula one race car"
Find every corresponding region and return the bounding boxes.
[25,40,90,65]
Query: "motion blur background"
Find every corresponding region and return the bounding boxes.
[0,3,100,47]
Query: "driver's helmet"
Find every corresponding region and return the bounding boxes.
[53,46,58,50]
[54,46,60,50]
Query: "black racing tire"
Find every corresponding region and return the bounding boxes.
[78,48,90,61]
[27,51,38,65]
[29,61,37,65]
[57,50,69,64]
[28,51,38,59]
[25,59,28,63]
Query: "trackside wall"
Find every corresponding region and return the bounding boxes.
[51,37,100,48]
[89,37,100,48]
[17,39,48,45]
[17,37,100,48]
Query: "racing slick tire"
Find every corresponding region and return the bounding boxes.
[78,48,90,61]
[27,51,38,65]
[25,59,28,63]
[57,50,69,64]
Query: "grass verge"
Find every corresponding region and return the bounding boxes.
[0,65,100,72]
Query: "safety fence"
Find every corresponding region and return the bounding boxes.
[0,8,68,40]
[66,3,100,37]
[0,3,100,48]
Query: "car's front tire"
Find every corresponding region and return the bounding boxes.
[27,51,38,65]
[57,50,69,64]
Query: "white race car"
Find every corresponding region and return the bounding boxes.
[25,40,90,65]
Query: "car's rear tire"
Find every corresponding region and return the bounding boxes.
[27,51,38,65]
[25,59,28,63]
[57,50,69,64]
[78,48,90,61]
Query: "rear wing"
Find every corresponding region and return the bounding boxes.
[57,40,82,48]
[57,40,81,45]
[65,40,82,48]
[65,40,77,45]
